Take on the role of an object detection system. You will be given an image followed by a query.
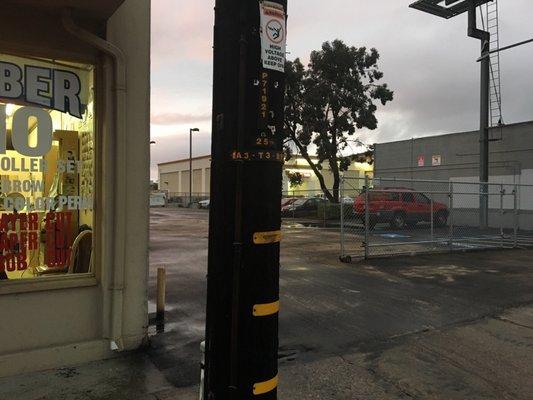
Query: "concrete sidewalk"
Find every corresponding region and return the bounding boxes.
[278,305,533,399]
[0,351,199,400]
[1,304,532,399]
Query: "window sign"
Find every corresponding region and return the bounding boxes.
[432,155,442,166]
[0,53,94,281]
[259,1,287,73]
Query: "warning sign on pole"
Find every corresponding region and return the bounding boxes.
[260,1,287,73]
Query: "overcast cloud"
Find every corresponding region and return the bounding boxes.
[150,0,533,179]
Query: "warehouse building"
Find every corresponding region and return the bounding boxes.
[373,121,533,229]
[374,120,533,184]
[159,155,211,196]
[282,155,373,193]
[158,154,373,198]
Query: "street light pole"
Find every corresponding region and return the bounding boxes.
[190,128,199,207]
[409,0,492,229]
[467,2,490,229]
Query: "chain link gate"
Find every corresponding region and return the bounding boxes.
[340,176,533,262]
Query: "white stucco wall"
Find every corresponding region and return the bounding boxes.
[451,170,533,211]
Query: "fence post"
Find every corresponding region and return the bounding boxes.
[430,197,434,246]
[292,196,295,220]
[500,184,504,245]
[323,193,327,229]
[340,178,345,258]
[449,181,454,252]
[156,267,166,324]
[513,184,518,247]
[364,175,370,259]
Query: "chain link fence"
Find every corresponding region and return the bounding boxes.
[340,176,533,261]
[281,189,345,229]
[165,192,210,208]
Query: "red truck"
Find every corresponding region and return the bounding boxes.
[353,187,449,229]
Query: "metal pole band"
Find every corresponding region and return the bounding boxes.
[253,300,280,317]
[253,374,279,396]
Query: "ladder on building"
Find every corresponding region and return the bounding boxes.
[481,0,503,130]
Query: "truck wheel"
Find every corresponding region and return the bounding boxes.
[434,211,448,227]
[391,212,406,229]
[364,218,377,230]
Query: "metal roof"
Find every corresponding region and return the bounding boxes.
[158,155,212,166]
[409,0,493,19]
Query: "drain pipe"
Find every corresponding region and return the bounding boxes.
[62,10,128,351]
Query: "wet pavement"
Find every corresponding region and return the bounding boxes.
[1,207,533,399]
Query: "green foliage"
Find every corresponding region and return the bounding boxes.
[286,171,304,188]
[284,40,393,202]
[350,145,375,165]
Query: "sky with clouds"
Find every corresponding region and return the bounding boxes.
[150,0,533,179]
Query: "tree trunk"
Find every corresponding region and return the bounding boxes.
[290,134,335,202]
[332,171,340,203]
[328,130,340,203]
[329,150,340,203]
[301,151,334,202]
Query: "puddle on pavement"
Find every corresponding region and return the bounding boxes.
[400,264,479,282]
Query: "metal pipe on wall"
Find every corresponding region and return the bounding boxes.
[62,10,128,351]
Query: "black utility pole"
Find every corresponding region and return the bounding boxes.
[467,1,490,229]
[205,1,287,399]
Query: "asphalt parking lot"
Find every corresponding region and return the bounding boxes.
[147,207,533,400]
[4,207,530,399]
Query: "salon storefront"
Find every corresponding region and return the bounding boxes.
[0,0,150,377]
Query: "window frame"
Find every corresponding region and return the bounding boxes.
[0,50,101,294]
[402,192,415,203]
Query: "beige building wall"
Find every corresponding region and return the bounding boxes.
[158,155,372,196]
[0,0,150,378]
[158,155,211,194]
[160,172,180,193]
[181,171,190,193]
[283,156,373,193]
[193,169,202,193]
[205,167,211,191]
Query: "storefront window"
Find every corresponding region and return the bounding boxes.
[0,53,95,281]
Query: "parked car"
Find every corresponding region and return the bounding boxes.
[198,199,210,209]
[341,196,355,206]
[281,197,298,209]
[281,197,323,218]
[353,187,448,229]
[149,192,167,207]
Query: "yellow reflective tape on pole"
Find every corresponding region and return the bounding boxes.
[253,230,281,245]
[253,374,278,396]
[253,300,280,317]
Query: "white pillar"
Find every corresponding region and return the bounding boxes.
[201,168,207,194]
